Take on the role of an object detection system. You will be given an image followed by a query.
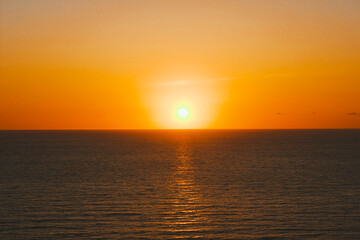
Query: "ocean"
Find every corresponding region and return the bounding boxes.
[0,130,359,239]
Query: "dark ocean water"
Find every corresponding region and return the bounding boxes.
[0,130,359,239]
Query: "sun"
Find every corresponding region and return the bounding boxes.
[177,107,189,119]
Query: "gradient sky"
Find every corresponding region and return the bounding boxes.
[1,0,359,129]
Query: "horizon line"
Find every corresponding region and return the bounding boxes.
[1,128,360,131]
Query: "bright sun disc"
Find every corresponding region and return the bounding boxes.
[177,107,189,118]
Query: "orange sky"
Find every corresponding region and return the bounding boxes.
[1,0,360,129]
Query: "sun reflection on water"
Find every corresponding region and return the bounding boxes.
[163,140,210,236]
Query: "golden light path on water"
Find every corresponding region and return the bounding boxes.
[105,132,254,238]
[162,138,212,237]
[158,133,254,238]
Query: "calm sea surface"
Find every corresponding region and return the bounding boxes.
[0,130,359,239]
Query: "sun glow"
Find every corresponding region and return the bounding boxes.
[141,70,227,129]
[177,107,189,119]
